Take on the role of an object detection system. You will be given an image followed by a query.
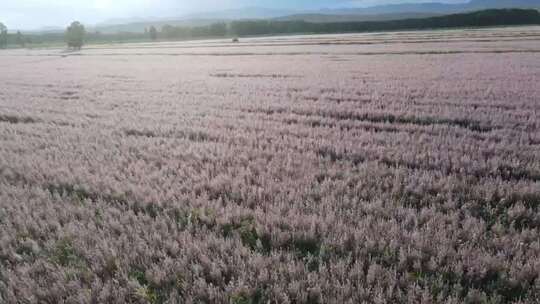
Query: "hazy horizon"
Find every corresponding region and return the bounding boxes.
[1,0,468,30]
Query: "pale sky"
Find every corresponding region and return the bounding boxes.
[0,0,467,30]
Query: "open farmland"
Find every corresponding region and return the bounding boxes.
[1,26,540,303]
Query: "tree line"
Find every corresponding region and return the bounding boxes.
[228,9,540,36]
[142,9,540,40]
[0,9,538,49]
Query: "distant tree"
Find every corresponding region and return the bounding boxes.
[149,26,158,41]
[0,23,8,49]
[16,31,25,47]
[65,21,86,50]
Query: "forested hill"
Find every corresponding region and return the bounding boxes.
[230,9,540,36]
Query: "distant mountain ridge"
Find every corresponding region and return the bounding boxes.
[182,7,297,20]
[289,0,540,23]
[275,13,443,23]
[320,0,540,15]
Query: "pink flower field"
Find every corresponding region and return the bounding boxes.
[1,27,540,303]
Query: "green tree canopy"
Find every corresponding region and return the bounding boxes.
[0,23,8,49]
[16,31,25,47]
[149,26,158,41]
[66,21,86,50]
